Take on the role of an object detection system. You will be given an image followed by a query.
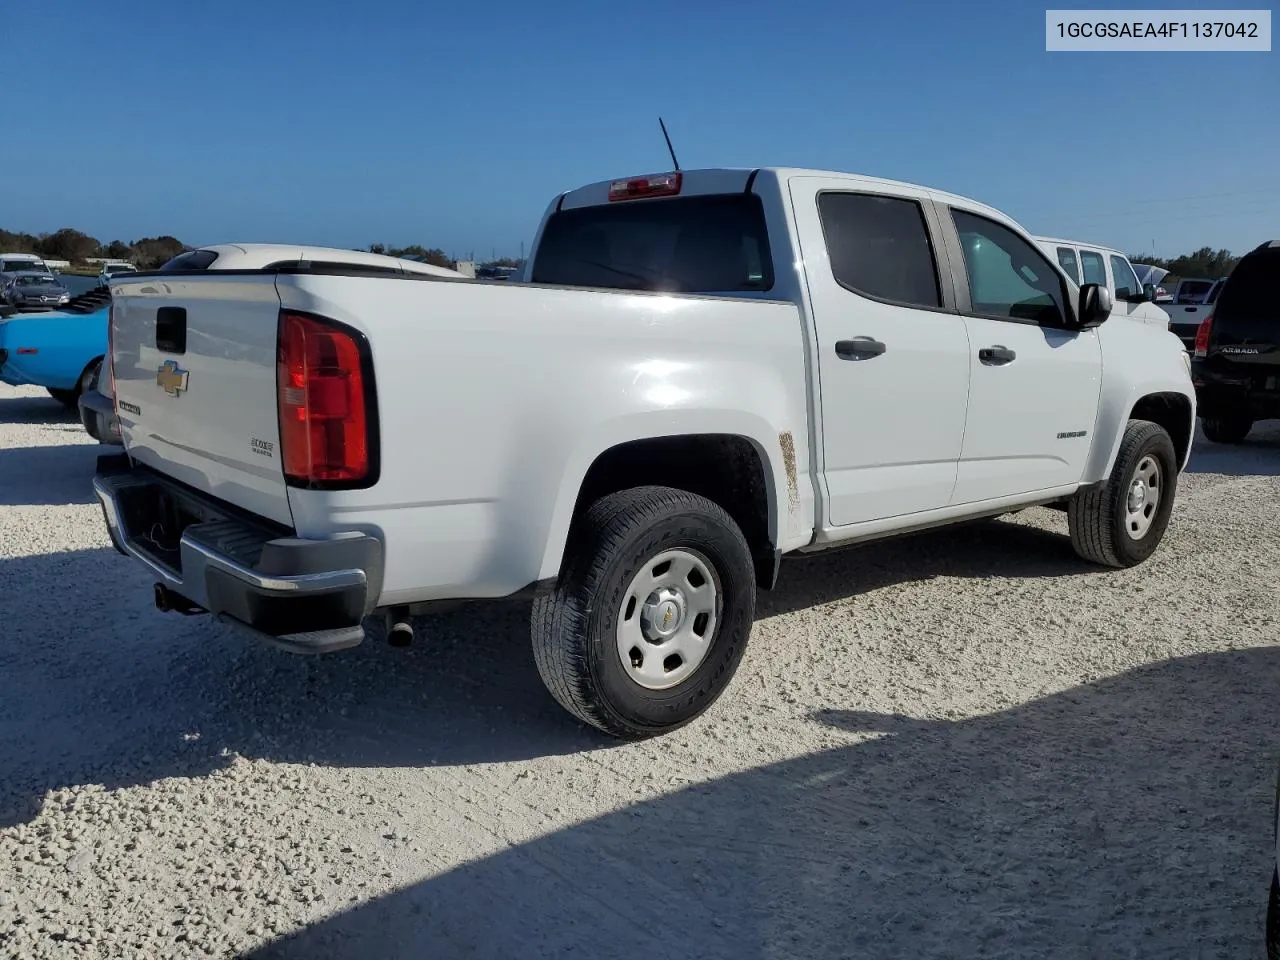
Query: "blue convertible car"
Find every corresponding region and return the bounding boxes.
[0,286,112,407]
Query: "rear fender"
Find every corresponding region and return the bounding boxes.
[534,410,811,583]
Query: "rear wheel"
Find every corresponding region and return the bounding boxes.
[1068,419,1178,568]
[45,359,100,409]
[1201,414,1253,444]
[531,485,756,740]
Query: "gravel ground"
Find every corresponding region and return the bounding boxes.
[1,380,1278,959]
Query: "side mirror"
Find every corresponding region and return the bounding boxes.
[1076,283,1112,329]
[1142,283,1157,302]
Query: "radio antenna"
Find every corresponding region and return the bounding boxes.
[658,117,681,171]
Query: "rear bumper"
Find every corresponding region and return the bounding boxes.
[78,387,121,445]
[92,454,384,654]
[1191,361,1280,420]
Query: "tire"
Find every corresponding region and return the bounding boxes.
[531,485,756,740]
[1068,419,1178,568]
[45,359,100,410]
[1268,871,1280,960]
[1201,414,1253,444]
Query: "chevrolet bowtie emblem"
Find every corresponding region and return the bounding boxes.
[156,360,189,397]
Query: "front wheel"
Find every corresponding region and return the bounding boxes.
[531,486,756,740]
[1201,414,1253,444]
[1068,419,1178,568]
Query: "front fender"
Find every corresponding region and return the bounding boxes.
[1083,325,1196,483]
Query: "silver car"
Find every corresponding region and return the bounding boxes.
[2,272,71,311]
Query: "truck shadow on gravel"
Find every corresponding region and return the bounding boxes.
[0,506,1194,832]
[248,645,1280,960]
[0,443,101,506]
[0,514,1115,828]
[0,392,81,427]
[758,515,1097,619]
[1185,421,1280,478]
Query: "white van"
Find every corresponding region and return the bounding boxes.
[1034,236,1170,331]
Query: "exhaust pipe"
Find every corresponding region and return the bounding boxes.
[386,606,414,647]
[154,583,203,616]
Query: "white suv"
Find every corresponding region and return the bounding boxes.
[1035,237,1171,331]
[98,262,138,285]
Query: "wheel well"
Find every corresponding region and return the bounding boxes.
[1130,392,1193,466]
[570,434,777,589]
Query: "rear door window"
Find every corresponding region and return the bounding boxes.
[1079,250,1107,287]
[816,192,942,308]
[1055,247,1080,282]
[530,194,774,293]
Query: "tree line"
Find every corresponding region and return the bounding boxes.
[1125,246,1240,280]
[0,227,187,270]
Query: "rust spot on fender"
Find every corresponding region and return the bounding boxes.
[778,431,799,509]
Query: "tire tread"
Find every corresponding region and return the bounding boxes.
[1068,419,1174,568]
[531,485,749,739]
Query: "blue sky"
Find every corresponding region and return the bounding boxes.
[7,0,1277,259]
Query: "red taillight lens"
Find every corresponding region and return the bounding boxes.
[276,311,374,486]
[1193,314,1213,358]
[608,171,682,202]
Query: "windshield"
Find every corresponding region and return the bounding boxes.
[1176,279,1214,302]
[531,194,774,293]
[15,276,59,287]
[2,259,46,273]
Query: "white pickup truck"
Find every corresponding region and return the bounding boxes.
[94,166,1196,740]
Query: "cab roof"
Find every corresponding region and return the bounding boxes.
[557,166,1011,223]
[189,243,466,278]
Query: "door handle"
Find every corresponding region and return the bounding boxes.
[835,337,886,361]
[1184,306,1197,312]
[978,345,1016,365]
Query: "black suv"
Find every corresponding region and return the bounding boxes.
[1190,241,1280,443]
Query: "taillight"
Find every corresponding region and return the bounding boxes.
[608,171,682,202]
[276,311,376,487]
[1193,314,1213,358]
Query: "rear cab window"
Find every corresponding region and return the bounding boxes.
[159,250,220,272]
[530,194,774,294]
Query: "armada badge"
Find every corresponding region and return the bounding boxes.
[156,359,189,397]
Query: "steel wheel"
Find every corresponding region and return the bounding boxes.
[615,548,720,691]
[1123,454,1161,540]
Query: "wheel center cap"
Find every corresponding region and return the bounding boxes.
[642,589,685,640]
[1128,480,1146,511]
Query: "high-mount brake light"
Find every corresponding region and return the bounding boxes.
[608,171,682,202]
[1193,314,1213,358]
[276,311,374,487]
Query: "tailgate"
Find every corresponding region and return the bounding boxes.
[110,275,293,527]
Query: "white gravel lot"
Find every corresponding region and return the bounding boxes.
[1,380,1278,959]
